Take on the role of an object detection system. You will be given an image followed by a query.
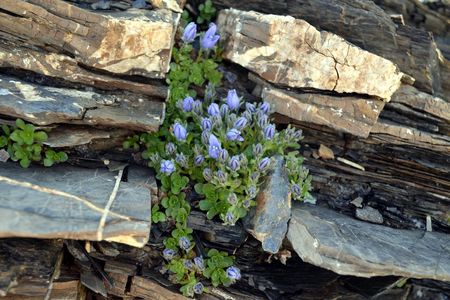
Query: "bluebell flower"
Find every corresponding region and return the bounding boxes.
[160,160,175,175]
[242,110,252,121]
[193,100,203,114]
[182,22,197,43]
[227,193,238,205]
[260,102,270,114]
[257,113,268,128]
[264,124,275,140]
[200,23,220,49]
[226,89,240,111]
[193,282,204,295]
[201,118,212,131]
[252,143,263,156]
[173,123,187,141]
[162,248,176,260]
[215,170,227,184]
[225,212,235,224]
[208,134,222,159]
[184,259,194,270]
[193,256,205,271]
[194,155,205,166]
[228,155,240,171]
[226,129,244,142]
[182,96,194,112]
[226,266,241,281]
[220,104,229,117]
[258,157,271,171]
[203,168,213,181]
[234,117,247,130]
[219,148,229,163]
[293,129,303,140]
[207,103,220,116]
[179,236,191,250]
[245,102,256,113]
[291,183,302,197]
[165,142,176,155]
[243,200,251,208]
[201,131,210,145]
[176,153,188,168]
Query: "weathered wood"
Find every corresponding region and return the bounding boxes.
[0,74,165,132]
[213,0,444,97]
[0,0,180,79]
[287,204,450,281]
[0,239,63,297]
[0,163,153,247]
[217,8,403,100]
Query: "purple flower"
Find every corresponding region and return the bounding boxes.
[193,100,203,114]
[201,118,212,131]
[226,89,240,110]
[194,257,205,271]
[207,103,220,116]
[184,259,194,270]
[225,212,235,223]
[252,143,263,156]
[245,102,256,113]
[194,155,205,166]
[182,96,194,112]
[182,22,197,43]
[203,168,213,181]
[226,129,244,142]
[215,170,227,183]
[160,160,175,175]
[243,200,251,208]
[226,266,241,281]
[208,134,222,159]
[257,113,268,128]
[179,236,191,250]
[173,123,187,141]
[220,104,229,117]
[234,117,247,130]
[200,23,220,49]
[228,193,238,205]
[201,131,210,145]
[260,102,270,114]
[228,155,240,171]
[258,157,271,171]
[162,248,176,260]
[264,124,275,140]
[219,148,229,163]
[176,153,188,168]
[193,282,204,294]
[291,183,302,197]
[166,142,176,154]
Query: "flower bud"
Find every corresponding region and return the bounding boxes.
[163,248,177,260]
[194,154,205,166]
[242,110,252,121]
[207,103,220,116]
[201,118,212,131]
[193,100,203,115]
[227,193,238,205]
[226,89,240,111]
[245,102,256,113]
[173,123,187,141]
[175,153,188,168]
[225,212,235,224]
[257,113,268,128]
[228,155,240,171]
[203,168,213,181]
[179,236,191,250]
[258,157,271,172]
[234,117,247,130]
[291,183,302,197]
[218,148,229,163]
[260,102,270,114]
[215,170,227,184]
[264,124,275,140]
[248,185,258,198]
[208,134,222,159]
[193,282,204,295]
[220,104,229,117]
[226,129,244,142]
[211,115,223,129]
[226,266,241,281]
[182,96,194,112]
[252,143,263,157]
[182,22,197,43]
[243,200,251,208]
[194,256,205,271]
[149,153,160,165]
[205,83,216,101]
[166,142,176,155]
[201,131,210,145]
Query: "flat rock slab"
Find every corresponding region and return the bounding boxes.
[0,74,164,132]
[287,204,450,281]
[0,163,153,247]
[244,156,291,254]
[217,9,403,100]
[0,0,179,78]
[0,239,63,297]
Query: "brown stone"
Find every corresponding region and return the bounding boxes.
[150,0,186,12]
[318,144,335,160]
[217,9,403,100]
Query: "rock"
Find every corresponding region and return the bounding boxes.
[129,276,188,299]
[318,144,335,160]
[287,204,450,281]
[254,80,385,138]
[0,163,153,247]
[0,74,164,132]
[217,9,403,100]
[0,0,180,78]
[351,197,364,208]
[355,206,384,224]
[244,156,291,254]
[0,149,9,163]
[150,0,186,12]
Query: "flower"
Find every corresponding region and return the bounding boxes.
[173,123,187,141]
[208,134,222,159]
[166,142,176,155]
[162,248,176,260]
[176,153,188,168]
[228,193,238,205]
[225,211,235,224]
[215,170,227,184]
[248,185,257,198]
[201,131,210,145]
[182,96,194,112]
[182,22,197,43]
[226,266,241,281]
[194,155,205,166]
[293,129,303,140]
[242,110,252,121]
[193,257,205,271]
[179,236,191,250]
[245,102,256,113]
[207,103,220,116]
[257,113,268,128]
[228,155,240,171]
[291,183,302,197]
[243,200,251,208]
[252,143,263,156]
[219,148,229,163]
[264,124,275,140]
[258,157,271,171]
[220,104,229,117]
[193,100,203,114]
[226,129,244,142]
[184,259,194,270]
[160,160,175,175]
[260,102,270,114]
[193,282,204,294]
[201,118,212,131]
[203,168,213,181]
[200,23,220,49]
[234,117,247,130]
[226,89,240,110]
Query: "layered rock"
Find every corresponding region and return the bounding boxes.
[217,8,403,100]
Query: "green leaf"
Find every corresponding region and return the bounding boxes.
[15,119,25,130]
[34,131,48,142]
[20,157,30,168]
[43,158,54,167]
[194,183,203,194]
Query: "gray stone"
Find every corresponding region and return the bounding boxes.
[0,163,153,247]
[356,206,384,224]
[287,204,450,281]
[245,156,291,254]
